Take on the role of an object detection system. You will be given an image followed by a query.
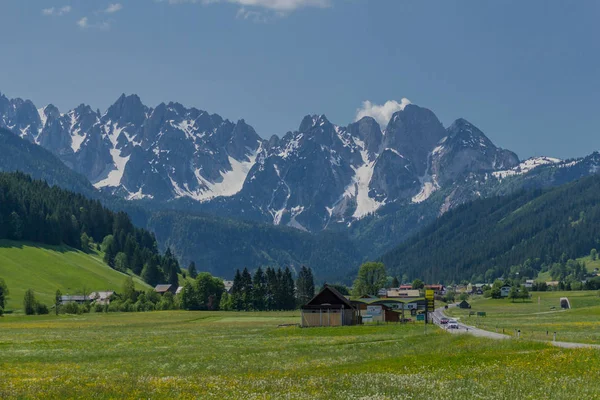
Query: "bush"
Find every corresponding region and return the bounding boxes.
[62,302,81,315]
[0,305,3,316]
[35,302,49,315]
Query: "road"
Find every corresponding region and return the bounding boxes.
[431,305,600,349]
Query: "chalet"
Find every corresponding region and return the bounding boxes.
[60,295,89,305]
[154,284,176,295]
[425,284,445,295]
[301,285,359,327]
[88,291,114,305]
[458,300,471,309]
[223,280,234,293]
[398,285,413,290]
[525,280,535,288]
[500,285,512,297]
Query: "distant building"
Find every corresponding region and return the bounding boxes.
[425,284,445,295]
[175,286,184,295]
[525,280,534,288]
[60,295,89,305]
[223,280,234,293]
[154,284,176,295]
[88,291,114,305]
[301,285,359,327]
[500,285,511,297]
[458,300,471,309]
[398,285,413,290]
[385,289,421,299]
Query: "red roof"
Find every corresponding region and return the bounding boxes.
[399,285,412,290]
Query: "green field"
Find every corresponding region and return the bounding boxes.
[447,291,600,344]
[0,240,150,311]
[1,311,600,399]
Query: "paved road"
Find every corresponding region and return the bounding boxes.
[432,305,600,349]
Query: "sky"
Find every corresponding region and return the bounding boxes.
[0,0,598,159]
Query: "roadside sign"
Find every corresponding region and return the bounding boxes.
[426,289,434,312]
[416,314,425,321]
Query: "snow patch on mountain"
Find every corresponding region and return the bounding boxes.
[344,138,385,218]
[493,156,561,179]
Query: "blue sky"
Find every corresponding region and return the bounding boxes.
[0,0,598,159]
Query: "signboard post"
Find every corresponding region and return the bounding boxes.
[425,289,435,324]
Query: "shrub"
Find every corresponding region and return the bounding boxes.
[35,302,49,315]
[62,302,81,315]
[0,305,3,316]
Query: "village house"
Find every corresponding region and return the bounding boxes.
[425,284,446,295]
[458,300,471,309]
[88,291,114,305]
[301,285,359,327]
[223,280,234,293]
[60,295,89,305]
[154,284,177,295]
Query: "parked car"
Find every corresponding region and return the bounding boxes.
[447,320,459,329]
[440,317,449,325]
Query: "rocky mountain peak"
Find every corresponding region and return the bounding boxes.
[383,104,446,176]
[104,93,147,126]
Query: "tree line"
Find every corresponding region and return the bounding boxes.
[217,266,315,311]
[0,172,179,286]
[381,175,600,284]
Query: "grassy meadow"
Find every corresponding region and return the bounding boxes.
[0,240,150,311]
[447,290,600,344]
[1,310,600,399]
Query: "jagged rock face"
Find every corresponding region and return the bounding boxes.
[384,104,447,176]
[370,149,420,202]
[17,91,597,234]
[0,93,262,202]
[430,119,519,185]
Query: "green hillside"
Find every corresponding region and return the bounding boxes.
[0,240,150,312]
[380,174,600,283]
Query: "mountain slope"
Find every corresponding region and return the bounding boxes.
[0,240,150,311]
[0,127,97,197]
[147,211,361,282]
[380,174,600,283]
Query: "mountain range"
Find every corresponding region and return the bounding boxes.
[1,90,599,281]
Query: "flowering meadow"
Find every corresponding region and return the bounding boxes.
[447,290,600,344]
[1,311,599,399]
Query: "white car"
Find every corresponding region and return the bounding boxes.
[447,320,459,329]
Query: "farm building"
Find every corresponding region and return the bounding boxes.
[154,284,176,295]
[500,285,511,297]
[89,291,114,305]
[458,300,471,309]
[301,285,359,327]
[60,295,88,305]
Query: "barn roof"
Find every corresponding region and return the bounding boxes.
[154,284,172,293]
[302,285,355,310]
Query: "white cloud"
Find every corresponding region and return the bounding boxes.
[77,17,111,30]
[77,17,89,28]
[105,3,123,13]
[42,6,72,16]
[355,99,412,129]
[236,7,268,22]
[161,0,331,13]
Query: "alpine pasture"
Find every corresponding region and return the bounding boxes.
[1,311,600,399]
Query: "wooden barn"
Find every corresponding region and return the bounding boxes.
[301,285,359,327]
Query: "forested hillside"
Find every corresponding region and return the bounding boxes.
[147,211,361,281]
[0,128,96,197]
[0,172,180,286]
[381,175,600,283]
